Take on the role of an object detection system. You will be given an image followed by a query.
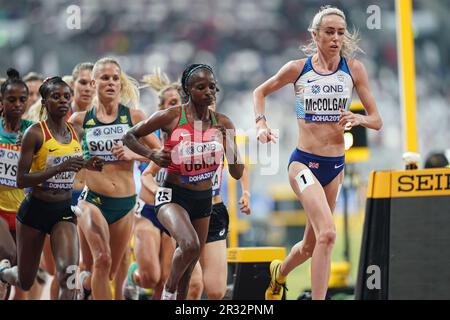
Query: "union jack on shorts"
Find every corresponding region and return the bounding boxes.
[308,162,319,169]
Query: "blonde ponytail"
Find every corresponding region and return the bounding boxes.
[141,68,181,107]
[141,68,171,92]
[119,71,140,109]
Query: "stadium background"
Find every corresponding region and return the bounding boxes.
[1,0,449,299]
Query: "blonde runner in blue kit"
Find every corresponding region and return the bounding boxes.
[254,6,382,300]
[289,56,352,185]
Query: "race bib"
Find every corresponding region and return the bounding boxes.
[135,198,146,216]
[78,186,89,201]
[43,153,82,189]
[296,169,315,193]
[0,146,20,187]
[211,165,223,197]
[176,140,223,184]
[304,82,350,122]
[155,187,172,207]
[85,124,129,161]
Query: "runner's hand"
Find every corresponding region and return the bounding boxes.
[338,108,364,129]
[151,147,171,168]
[239,193,251,215]
[257,125,277,144]
[84,156,104,172]
[112,143,133,161]
[58,156,85,173]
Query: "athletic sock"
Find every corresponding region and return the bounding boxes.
[162,287,177,300]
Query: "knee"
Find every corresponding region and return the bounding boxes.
[179,239,201,260]
[317,229,336,247]
[206,287,226,300]
[93,251,112,271]
[140,270,160,289]
[189,277,203,297]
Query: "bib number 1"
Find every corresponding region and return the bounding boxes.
[296,169,315,193]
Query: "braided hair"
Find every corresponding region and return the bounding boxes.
[39,76,69,99]
[181,64,214,96]
[1,68,29,97]
[38,76,70,120]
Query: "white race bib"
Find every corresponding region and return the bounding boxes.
[85,124,129,161]
[303,82,350,122]
[0,147,20,187]
[44,153,82,189]
[135,198,146,216]
[296,169,315,193]
[155,187,172,207]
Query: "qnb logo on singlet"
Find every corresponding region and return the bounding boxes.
[304,83,350,122]
[44,153,82,189]
[0,146,20,187]
[85,124,129,162]
[178,140,221,158]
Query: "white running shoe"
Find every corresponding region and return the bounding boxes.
[0,259,11,300]
[161,287,177,300]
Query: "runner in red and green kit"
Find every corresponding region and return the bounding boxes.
[123,64,244,300]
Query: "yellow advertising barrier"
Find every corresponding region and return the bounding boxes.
[357,168,450,300]
[227,247,286,263]
[367,168,450,198]
[227,247,286,300]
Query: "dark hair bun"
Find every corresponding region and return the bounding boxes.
[6,68,20,80]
